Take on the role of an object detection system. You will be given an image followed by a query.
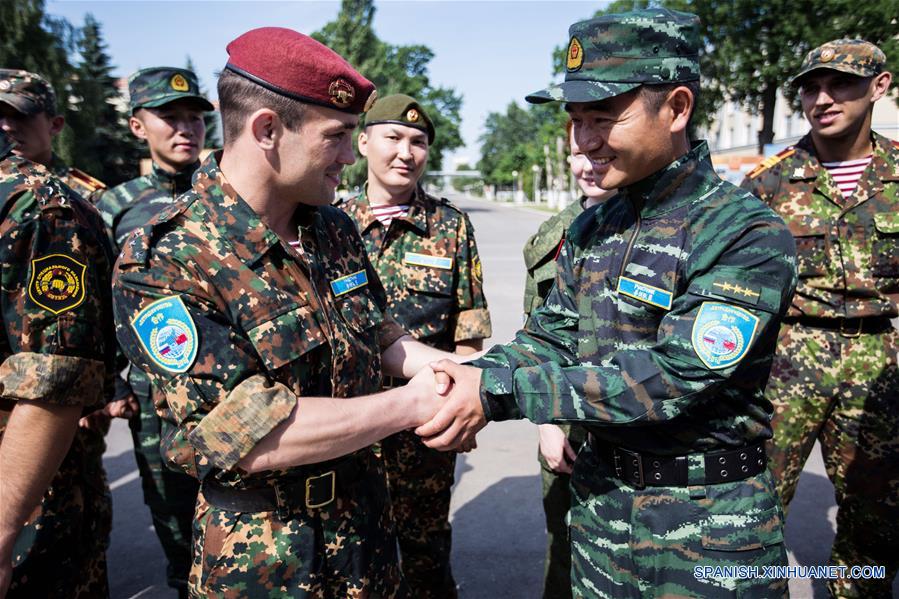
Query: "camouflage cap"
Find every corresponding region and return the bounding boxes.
[526,8,700,105]
[789,39,886,87]
[128,67,214,113]
[364,94,435,143]
[0,69,57,115]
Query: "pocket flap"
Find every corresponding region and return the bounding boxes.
[874,212,899,234]
[247,304,326,371]
[701,506,784,551]
[405,264,453,296]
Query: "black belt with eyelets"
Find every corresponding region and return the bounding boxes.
[784,315,893,337]
[201,455,366,513]
[590,436,767,489]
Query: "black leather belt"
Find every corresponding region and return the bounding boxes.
[784,315,893,338]
[382,375,409,389]
[201,456,366,515]
[590,436,767,489]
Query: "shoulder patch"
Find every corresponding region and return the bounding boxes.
[691,302,760,370]
[131,296,198,374]
[747,148,796,179]
[27,254,87,315]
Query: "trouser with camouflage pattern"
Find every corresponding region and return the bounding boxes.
[8,426,112,598]
[765,322,899,598]
[381,429,458,599]
[129,388,198,597]
[568,443,788,598]
[538,424,585,599]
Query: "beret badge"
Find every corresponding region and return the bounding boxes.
[328,78,356,109]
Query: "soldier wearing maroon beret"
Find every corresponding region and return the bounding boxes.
[111,27,462,597]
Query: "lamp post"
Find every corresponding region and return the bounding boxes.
[512,170,521,204]
[532,163,540,204]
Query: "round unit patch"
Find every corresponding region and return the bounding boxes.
[28,254,87,315]
[131,295,198,374]
[170,73,189,91]
[691,302,760,370]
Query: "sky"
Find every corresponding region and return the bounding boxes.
[46,0,606,168]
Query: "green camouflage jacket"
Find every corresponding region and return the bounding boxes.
[474,142,798,455]
[96,161,199,255]
[522,197,586,316]
[48,153,106,205]
[0,132,115,429]
[338,186,491,351]
[112,152,406,486]
[741,132,899,319]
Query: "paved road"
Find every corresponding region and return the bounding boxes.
[103,192,896,598]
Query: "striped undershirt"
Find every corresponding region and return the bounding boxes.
[821,155,872,199]
[370,203,410,226]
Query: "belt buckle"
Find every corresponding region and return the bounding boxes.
[620,448,645,489]
[305,470,336,509]
[839,318,862,338]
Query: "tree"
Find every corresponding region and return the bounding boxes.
[66,13,140,185]
[312,0,464,189]
[185,55,221,148]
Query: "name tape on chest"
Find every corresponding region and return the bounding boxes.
[616,276,673,310]
[132,295,198,374]
[28,254,88,315]
[691,302,759,370]
[330,269,369,297]
[403,252,453,270]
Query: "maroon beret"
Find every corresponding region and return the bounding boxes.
[225,27,377,114]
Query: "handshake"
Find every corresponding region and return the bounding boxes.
[402,360,487,453]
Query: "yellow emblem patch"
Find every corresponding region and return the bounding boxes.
[473,256,482,283]
[567,37,584,72]
[170,74,189,92]
[406,108,420,123]
[28,254,87,315]
[820,48,835,63]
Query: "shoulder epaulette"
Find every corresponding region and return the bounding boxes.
[747,148,796,179]
[68,167,106,192]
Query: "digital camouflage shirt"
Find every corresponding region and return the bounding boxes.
[740,132,899,319]
[474,142,798,455]
[338,186,491,351]
[112,152,406,487]
[48,153,106,205]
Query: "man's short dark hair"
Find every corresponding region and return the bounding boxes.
[639,81,700,128]
[217,69,307,146]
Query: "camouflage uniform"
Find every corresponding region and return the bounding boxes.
[742,123,899,596]
[113,153,407,598]
[0,131,115,598]
[522,197,587,599]
[49,153,107,204]
[96,159,201,594]
[473,10,798,597]
[339,179,491,598]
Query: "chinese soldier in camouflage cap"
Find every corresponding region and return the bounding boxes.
[417,8,797,597]
[95,65,212,598]
[742,38,898,598]
[337,93,491,598]
[0,68,107,202]
[0,129,116,597]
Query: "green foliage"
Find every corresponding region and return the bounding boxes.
[185,55,221,148]
[312,0,464,190]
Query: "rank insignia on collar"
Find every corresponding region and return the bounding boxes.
[616,276,673,310]
[131,296,198,374]
[330,269,368,297]
[691,302,759,370]
[28,254,87,315]
[403,252,453,270]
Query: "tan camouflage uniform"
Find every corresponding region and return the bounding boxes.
[339,185,491,598]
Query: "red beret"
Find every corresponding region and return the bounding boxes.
[225,27,377,114]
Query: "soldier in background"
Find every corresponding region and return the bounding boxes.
[523,119,613,599]
[95,66,213,599]
[337,94,492,598]
[741,39,898,597]
[0,69,106,203]
[0,130,116,597]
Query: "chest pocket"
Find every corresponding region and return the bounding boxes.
[785,216,827,278]
[335,286,385,335]
[402,264,453,337]
[246,301,327,372]
[872,212,899,278]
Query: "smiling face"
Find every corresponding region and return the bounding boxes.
[358,122,429,201]
[130,98,207,172]
[566,90,676,190]
[798,70,890,144]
